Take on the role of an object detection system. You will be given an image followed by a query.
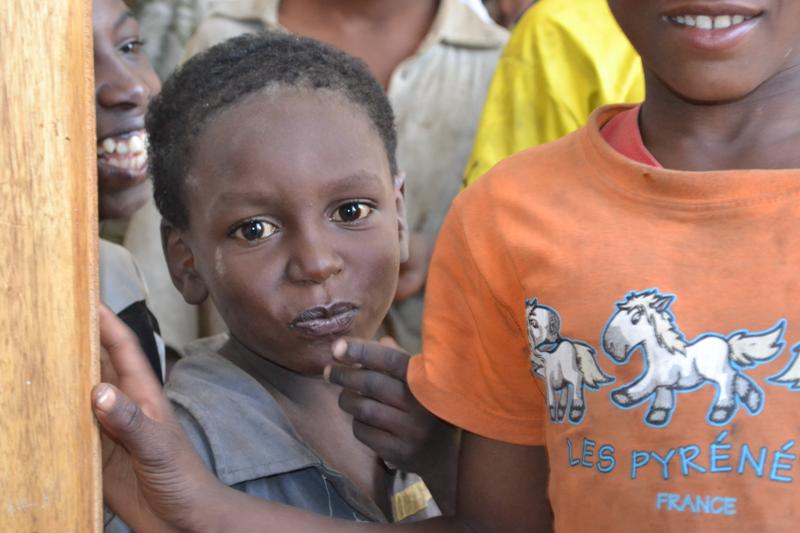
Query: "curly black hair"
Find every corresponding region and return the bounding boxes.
[146,32,398,228]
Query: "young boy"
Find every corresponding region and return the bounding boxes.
[125,0,508,354]
[103,32,457,530]
[95,1,800,531]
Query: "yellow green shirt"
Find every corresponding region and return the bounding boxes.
[462,0,644,186]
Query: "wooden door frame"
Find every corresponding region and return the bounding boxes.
[0,0,101,529]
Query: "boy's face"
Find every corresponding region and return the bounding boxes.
[168,89,408,375]
[93,0,160,220]
[608,0,800,102]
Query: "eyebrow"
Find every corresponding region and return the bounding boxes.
[318,171,385,197]
[113,11,136,31]
[212,171,385,209]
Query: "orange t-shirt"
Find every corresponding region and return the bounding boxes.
[408,105,800,531]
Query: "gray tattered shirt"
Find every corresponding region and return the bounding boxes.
[167,335,387,522]
[106,335,438,531]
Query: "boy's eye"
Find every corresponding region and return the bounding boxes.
[119,39,145,54]
[231,219,278,242]
[332,202,374,223]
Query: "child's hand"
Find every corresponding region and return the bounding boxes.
[94,305,225,533]
[326,337,460,514]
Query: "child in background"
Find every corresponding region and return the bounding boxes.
[463,0,644,187]
[104,32,458,531]
[95,0,164,381]
[95,1,800,531]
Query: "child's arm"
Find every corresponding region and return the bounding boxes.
[96,304,221,532]
[327,336,460,515]
[94,308,552,533]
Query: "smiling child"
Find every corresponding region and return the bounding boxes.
[94,0,164,382]
[94,0,160,220]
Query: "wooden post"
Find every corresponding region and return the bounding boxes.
[0,0,101,531]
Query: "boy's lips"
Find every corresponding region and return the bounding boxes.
[289,302,359,338]
[97,129,148,177]
[661,3,764,51]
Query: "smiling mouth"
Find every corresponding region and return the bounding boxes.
[289,302,359,338]
[97,129,148,173]
[665,13,758,29]
[664,14,758,30]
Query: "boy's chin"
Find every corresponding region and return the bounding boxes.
[287,352,339,378]
[669,81,762,105]
[98,180,151,221]
[653,62,784,105]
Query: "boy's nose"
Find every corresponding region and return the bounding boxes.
[95,65,151,112]
[286,231,344,285]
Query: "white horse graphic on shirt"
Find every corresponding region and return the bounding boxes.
[526,299,612,424]
[602,290,785,427]
[769,344,800,390]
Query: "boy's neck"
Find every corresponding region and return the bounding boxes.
[220,335,336,406]
[219,335,392,515]
[639,65,800,171]
[280,0,437,24]
[278,0,439,88]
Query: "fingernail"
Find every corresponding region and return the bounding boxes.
[332,338,347,359]
[323,365,332,382]
[93,384,115,413]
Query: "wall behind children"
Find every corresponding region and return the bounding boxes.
[0,0,101,530]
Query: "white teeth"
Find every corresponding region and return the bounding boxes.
[98,131,148,155]
[102,138,116,153]
[129,134,145,153]
[714,15,732,29]
[108,159,121,168]
[669,13,753,30]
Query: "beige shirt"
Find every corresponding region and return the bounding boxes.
[125,0,507,352]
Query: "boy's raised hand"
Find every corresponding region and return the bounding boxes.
[326,337,460,514]
[94,305,225,533]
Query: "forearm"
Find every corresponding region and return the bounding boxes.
[415,427,461,516]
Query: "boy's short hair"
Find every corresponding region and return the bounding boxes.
[146,32,398,229]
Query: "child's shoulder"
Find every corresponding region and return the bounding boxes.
[447,107,628,272]
[165,338,319,482]
[99,239,149,313]
[461,104,639,210]
[460,121,596,210]
[167,335,272,409]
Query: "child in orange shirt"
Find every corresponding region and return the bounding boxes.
[94,1,800,531]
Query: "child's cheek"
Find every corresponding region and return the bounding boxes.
[215,246,226,277]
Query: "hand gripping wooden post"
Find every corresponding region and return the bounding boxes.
[0,0,101,530]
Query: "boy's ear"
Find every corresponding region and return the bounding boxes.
[393,173,410,263]
[160,219,208,305]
